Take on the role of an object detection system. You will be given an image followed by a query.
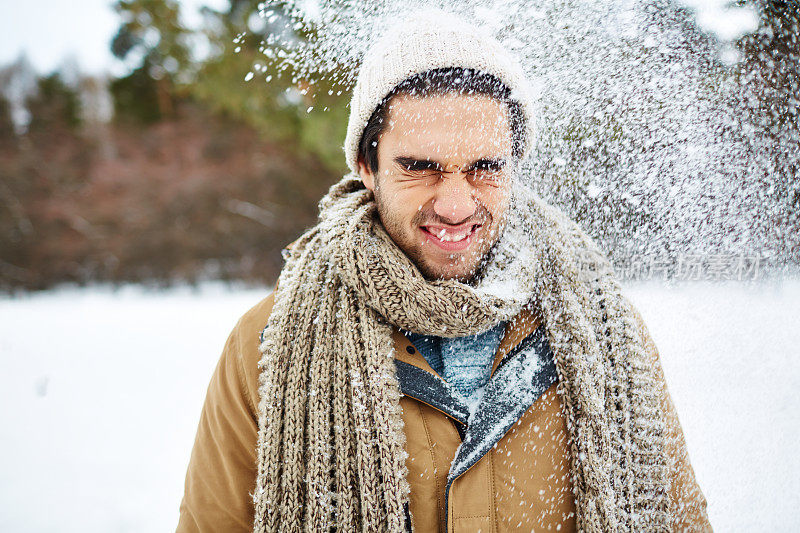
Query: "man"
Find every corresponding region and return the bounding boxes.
[178,11,712,533]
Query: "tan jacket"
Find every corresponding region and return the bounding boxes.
[177,291,712,532]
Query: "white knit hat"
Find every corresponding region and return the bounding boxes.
[343,9,536,174]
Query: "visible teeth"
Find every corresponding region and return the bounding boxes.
[438,230,469,242]
[425,225,479,243]
[441,233,467,242]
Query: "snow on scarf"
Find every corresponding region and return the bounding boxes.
[252,174,671,532]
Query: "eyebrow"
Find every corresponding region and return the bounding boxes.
[393,156,442,170]
[392,156,507,171]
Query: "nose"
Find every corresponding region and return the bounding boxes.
[432,173,477,223]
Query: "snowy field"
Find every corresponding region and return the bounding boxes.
[0,280,798,532]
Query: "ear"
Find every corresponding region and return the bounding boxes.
[357,157,376,192]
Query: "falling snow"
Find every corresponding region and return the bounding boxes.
[1,0,796,531]
[249,0,798,269]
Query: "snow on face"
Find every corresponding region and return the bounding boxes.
[358,92,515,282]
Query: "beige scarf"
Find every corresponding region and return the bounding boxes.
[253,174,671,532]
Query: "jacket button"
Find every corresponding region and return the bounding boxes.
[406,346,416,354]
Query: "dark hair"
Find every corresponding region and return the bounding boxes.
[358,67,526,173]
[357,67,527,174]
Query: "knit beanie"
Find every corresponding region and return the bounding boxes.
[343,9,537,174]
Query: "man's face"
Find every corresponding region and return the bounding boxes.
[358,92,514,282]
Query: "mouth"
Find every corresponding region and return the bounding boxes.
[419,222,483,252]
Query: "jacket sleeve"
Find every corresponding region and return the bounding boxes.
[632,306,713,532]
[176,293,275,532]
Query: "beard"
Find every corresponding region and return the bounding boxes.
[372,187,505,284]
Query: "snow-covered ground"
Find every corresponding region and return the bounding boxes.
[0,280,797,531]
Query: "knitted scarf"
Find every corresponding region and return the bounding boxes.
[253,174,671,532]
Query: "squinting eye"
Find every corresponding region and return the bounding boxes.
[469,165,504,181]
[474,160,504,172]
[405,162,439,173]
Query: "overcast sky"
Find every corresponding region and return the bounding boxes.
[1,0,758,76]
[0,0,228,76]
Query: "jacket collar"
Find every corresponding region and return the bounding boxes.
[393,305,542,379]
[392,304,559,480]
[393,329,471,425]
